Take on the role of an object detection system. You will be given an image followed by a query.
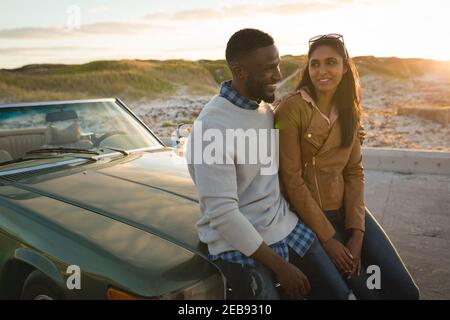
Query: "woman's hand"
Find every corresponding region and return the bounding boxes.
[345,229,364,277]
[322,238,355,274]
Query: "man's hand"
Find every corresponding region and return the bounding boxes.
[274,261,311,299]
[322,238,355,274]
[251,242,310,299]
[345,229,364,277]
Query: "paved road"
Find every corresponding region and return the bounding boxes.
[365,170,450,299]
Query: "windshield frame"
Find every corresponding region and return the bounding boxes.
[0,98,167,175]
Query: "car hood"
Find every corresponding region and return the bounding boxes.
[7,149,203,252]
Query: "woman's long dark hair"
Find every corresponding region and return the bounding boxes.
[296,38,361,148]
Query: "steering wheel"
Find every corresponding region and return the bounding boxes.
[93,131,127,147]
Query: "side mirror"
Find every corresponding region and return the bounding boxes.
[171,123,192,156]
[172,123,192,146]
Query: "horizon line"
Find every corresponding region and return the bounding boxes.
[2,54,450,71]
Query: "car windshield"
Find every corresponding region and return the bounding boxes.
[0,100,162,168]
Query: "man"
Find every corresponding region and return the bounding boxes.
[186,29,350,299]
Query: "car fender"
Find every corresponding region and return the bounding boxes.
[14,248,65,286]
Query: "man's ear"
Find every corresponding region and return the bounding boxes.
[230,64,247,80]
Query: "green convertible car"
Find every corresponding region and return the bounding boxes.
[0,98,225,300]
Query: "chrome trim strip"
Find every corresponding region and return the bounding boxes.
[0,158,88,176]
[0,98,116,109]
[115,97,166,147]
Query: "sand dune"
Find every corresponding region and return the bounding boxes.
[132,72,450,152]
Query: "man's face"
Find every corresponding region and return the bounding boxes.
[241,45,282,103]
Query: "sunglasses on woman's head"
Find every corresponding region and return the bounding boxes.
[309,33,344,46]
[308,33,349,58]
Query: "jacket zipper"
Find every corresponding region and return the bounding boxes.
[312,156,323,208]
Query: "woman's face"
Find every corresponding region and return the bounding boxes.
[308,45,347,96]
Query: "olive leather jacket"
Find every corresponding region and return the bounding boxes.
[274,91,365,243]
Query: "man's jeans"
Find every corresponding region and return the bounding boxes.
[324,208,420,300]
[214,236,350,300]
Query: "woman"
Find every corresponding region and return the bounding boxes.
[274,34,419,299]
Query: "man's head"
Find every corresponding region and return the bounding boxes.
[226,28,282,103]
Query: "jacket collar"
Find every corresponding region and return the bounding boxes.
[299,88,342,155]
[299,88,338,128]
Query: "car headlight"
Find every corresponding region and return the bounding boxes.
[107,273,225,300]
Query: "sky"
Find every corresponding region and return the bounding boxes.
[0,0,449,68]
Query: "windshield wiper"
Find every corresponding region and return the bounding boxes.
[26,147,100,155]
[98,146,130,156]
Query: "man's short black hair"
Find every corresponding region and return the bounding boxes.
[225,28,274,64]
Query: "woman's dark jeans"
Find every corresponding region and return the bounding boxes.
[324,208,420,300]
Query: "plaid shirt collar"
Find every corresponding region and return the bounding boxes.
[219,80,260,110]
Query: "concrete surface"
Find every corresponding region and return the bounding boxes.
[365,170,450,299]
[363,147,450,175]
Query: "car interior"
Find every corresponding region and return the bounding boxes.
[0,110,93,164]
